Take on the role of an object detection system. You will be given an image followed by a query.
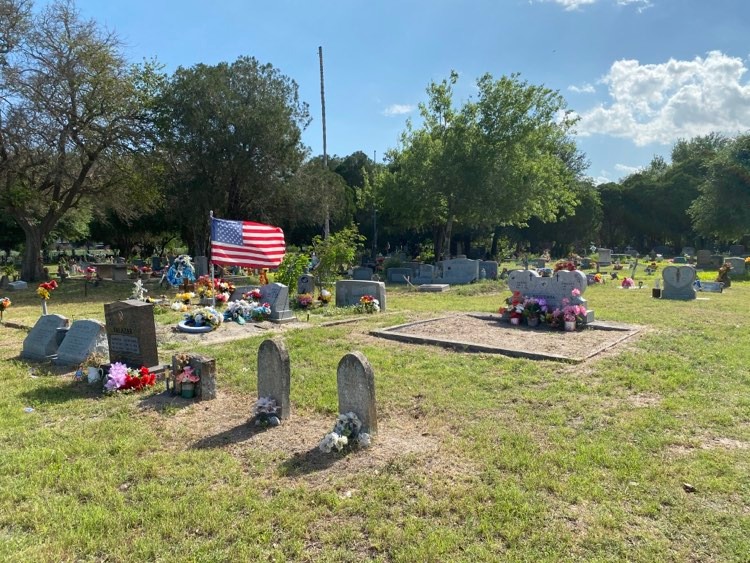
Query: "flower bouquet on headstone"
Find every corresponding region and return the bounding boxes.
[318,412,371,453]
[104,362,156,393]
[522,297,548,325]
[195,275,215,298]
[296,293,313,308]
[253,397,281,427]
[243,288,262,301]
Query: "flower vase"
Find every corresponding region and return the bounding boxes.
[527,316,540,328]
[564,320,576,332]
[87,366,103,384]
[510,317,521,326]
[181,382,195,399]
[41,300,48,315]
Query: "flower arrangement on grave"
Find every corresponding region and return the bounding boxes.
[745,257,750,267]
[166,255,196,287]
[522,297,548,321]
[175,365,199,385]
[297,293,313,308]
[195,275,215,298]
[318,289,332,304]
[104,362,156,392]
[499,291,524,324]
[318,412,371,453]
[85,266,97,281]
[184,306,223,330]
[243,288,262,301]
[253,397,281,427]
[0,296,10,322]
[355,294,380,314]
[554,260,577,272]
[170,301,188,312]
[36,280,58,300]
[716,262,732,288]
[621,277,635,289]
[214,278,235,298]
[175,291,195,304]
[593,273,603,284]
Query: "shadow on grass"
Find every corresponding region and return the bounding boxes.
[190,421,269,449]
[138,391,195,414]
[21,379,102,405]
[278,446,342,476]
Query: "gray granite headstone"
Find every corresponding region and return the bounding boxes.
[112,264,128,282]
[259,283,294,323]
[479,261,498,280]
[352,266,374,281]
[729,245,745,257]
[661,265,697,300]
[439,257,479,284]
[54,319,108,366]
[386,267,412,283]
[104,299,159,368]
[297,274,315,295]
[257,339,291,420]
[335,280,387,311]
[681,247,695,257]
[151,256,162,271]
[672,256,687,264]
[726,257,746,274]
[21,314,69,361]
[8,281,28,291]
[696,250,712,268]
[710,255,725,268]
[507,269,594,322]
[230,285,255,301]
[337,351,377,435]
[597,248,612,266]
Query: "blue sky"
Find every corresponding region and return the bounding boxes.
[67,0,750,183]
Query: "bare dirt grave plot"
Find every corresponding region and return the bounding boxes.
[155,318,312,346]
[371,313,642,363]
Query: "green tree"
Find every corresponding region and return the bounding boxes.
[377,72,583,261]
[689,134,750,241]
[156,56,310,255]
[0,0,161,280]
[311,225,365,285]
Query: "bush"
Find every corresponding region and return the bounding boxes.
[275,252,310,289]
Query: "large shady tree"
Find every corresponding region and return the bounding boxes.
[376,72,584,261]
[0,0,159,280]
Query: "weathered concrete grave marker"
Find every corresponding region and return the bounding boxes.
[21,314,69,361]
[54,319,107,366]
[257,339,291,420]
[337,351,377,435]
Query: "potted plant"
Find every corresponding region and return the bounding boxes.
[522,297,547,327]
[175,365,200,398]
[499,291,525,325]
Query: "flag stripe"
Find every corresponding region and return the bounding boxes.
[210,217,285,268]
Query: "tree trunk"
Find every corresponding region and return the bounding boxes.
[490,226,501,259]
[21,227,44,282]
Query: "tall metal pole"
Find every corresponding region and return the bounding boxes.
[319,46,330,238]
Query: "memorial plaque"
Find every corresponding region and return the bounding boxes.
[21,314,69,361]
[54,319,107,366]
[104,299,158,368]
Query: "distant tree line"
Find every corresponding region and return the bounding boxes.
[2,1,748,280]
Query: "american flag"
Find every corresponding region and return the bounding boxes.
[210,218,286,268]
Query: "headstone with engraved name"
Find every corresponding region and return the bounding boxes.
[337,351,377,435]
[661,265,697,300]
[439,257,480,284]
[597,248,612,266]
[297,274,315,295]
[257,339,291,420]
[696,250,712,269]
[54,319,108,366]
[21,314,69,361]
[507,269,594,323]
[259,283,294,323]
[104,299,159,368]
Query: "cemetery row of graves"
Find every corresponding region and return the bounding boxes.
[0,249,748,560]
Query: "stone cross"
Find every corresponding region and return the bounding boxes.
[257,339,291,419]
[337,351,377,435]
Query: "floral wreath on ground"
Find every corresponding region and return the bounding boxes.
[184,306,223,329]
[104,363,156,393]
[253,397,281,427]
[355,295,380,314]
[318,412,372,453]
[36,280,58,300]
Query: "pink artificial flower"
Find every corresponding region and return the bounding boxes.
[571,288,581,297]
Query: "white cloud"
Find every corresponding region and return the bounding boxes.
[614,163,642,174]
[569,83,596,94]
[382,104,415,117]
[576,51,750,146]
[537,0,651,11]
[592,174,612,185]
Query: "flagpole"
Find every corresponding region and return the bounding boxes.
[209,210,215,308]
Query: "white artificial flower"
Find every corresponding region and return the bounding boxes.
[357,432,371,448]
[170,302,182,311]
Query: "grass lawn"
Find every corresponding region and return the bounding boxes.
[1,270,748,561]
